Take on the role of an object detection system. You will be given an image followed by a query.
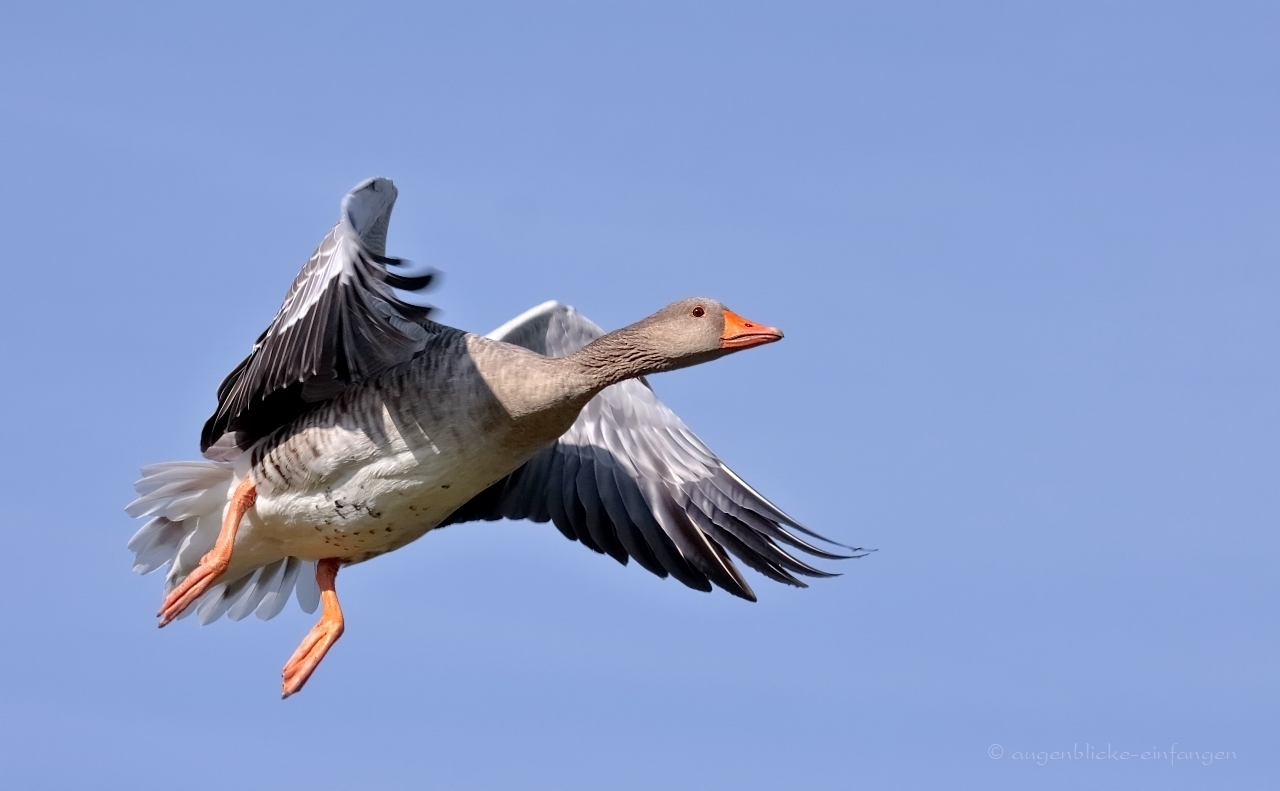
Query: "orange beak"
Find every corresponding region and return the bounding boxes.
[720,309,784,350]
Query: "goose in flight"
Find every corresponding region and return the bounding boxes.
[126,178,862,697]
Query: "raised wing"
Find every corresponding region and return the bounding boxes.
[441,302,865,600]
[201,178,438,456]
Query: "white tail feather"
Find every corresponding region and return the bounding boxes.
[128,460,314,625]
[295,561,321,613]
[228,560,281,620]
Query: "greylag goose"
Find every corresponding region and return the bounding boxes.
[126,177,862,698]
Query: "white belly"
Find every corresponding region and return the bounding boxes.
[235,406,540,571]
[252,449,493,564]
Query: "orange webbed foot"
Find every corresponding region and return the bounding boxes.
[281,558,344,699]
[157,479,256,627]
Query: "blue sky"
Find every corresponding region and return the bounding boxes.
[0,2,1275,789]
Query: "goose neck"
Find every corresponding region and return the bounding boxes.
[565,324,668,394]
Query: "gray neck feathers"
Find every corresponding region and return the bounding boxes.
[472,316,709,427]
[565,322,670,394]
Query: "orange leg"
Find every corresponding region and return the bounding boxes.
[281,558,344,699]
[157,478,256,627]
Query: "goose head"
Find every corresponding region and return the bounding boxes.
[645,296,784,364]
[571,298,784,387]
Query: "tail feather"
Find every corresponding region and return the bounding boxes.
[228,559,283,620]
[128,517,187,574]
[218,567,263,622]
[196,582,235,624]
[258,557,302,620]
[127,460,315,625]
[295,561,321,614]
[135,461,231,490]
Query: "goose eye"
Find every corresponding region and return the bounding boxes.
[692,306,705,318]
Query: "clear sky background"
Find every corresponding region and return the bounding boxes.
[0,2,1275,789]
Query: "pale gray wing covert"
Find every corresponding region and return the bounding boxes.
[440,301,866,600]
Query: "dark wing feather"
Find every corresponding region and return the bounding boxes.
[439,302,867,600]
[201,178,439,455]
